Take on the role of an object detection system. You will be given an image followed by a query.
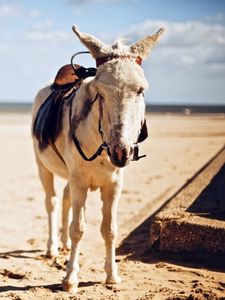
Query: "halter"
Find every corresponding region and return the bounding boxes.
[69,52,147,163]
[96,55,142,67]
[69,92,108,161]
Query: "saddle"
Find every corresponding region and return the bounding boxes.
[54,64,79,86]
[33,64,97,145]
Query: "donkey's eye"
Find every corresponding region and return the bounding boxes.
[137,87,144,97]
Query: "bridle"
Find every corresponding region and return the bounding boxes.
[69,52,147,163]
[69,92,108,161]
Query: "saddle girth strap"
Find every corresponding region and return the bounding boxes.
[48,140,66,165]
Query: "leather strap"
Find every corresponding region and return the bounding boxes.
[96,55,142,67]
[48,140,66,165]
[69,93,108,161]
[70,133,107,161]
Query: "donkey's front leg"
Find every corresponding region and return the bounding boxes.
[61,183,72,251]
[62,181,87,293]
[100,180,122,284]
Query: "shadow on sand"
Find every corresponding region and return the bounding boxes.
[0,283,62,293]
[116,212,225,273]
[0,249,43,259]
[117,181,225,275]
[187,163,225,221]
[0,281,101,293]
[0,249,101,293]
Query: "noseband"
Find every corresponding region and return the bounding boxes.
[69,52,147,163]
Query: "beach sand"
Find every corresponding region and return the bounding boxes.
[0,111,225,299]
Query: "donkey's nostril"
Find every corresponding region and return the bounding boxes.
[108,144,132,167]
[113,144,124,161]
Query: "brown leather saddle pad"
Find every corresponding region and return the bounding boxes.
[54,64,80,86]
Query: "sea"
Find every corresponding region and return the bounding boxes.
[1,102,225,115]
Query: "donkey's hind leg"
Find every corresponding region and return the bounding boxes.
[37,158,59,257]
[61,183,72,251]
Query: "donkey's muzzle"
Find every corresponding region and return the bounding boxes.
[107,144,133,168]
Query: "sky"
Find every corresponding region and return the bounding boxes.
[0,0,225,105]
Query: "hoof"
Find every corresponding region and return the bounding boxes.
[62,279,78,293]
[106,274,122,284]
[46,249,59,258]
[60,247,70,255]
[61,244,71,252]
[61,238,71,251]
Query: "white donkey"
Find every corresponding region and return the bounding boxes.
[32,25,164,292]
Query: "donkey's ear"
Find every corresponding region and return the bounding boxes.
[130,28,165,60]
[72,25,107,59]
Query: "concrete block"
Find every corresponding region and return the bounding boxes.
[149,146,225,254]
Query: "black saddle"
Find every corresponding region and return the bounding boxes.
[33,64,96,145]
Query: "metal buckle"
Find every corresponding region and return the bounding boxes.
[131,144,146,161]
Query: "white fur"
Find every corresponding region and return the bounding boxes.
[32,25,164,292]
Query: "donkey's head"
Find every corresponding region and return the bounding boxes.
[73,25,164,167]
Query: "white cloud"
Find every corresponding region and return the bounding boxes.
[122,19,225,76]
[113,18,225,103]
[32,19,54,30]
[27,30,69,42]
[27,9,41,18]
[0,44,7,53]
[123,19,225,47]
[0,4,21,16]
[26,20,69,43]
[205,13,225,23]
[0,3,41,18]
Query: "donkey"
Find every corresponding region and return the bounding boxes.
[32,25,164,292]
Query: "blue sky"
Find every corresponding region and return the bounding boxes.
[0,0,225,105]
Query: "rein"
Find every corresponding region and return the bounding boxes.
[69,93,108,161]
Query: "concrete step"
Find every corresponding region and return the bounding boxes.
[149,146,225,254]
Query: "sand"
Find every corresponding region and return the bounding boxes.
[0,111,225,300]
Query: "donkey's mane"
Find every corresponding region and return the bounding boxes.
[100,38,130,57]
[112,38,129,48]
